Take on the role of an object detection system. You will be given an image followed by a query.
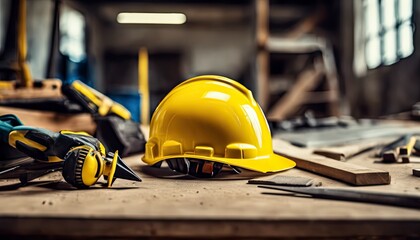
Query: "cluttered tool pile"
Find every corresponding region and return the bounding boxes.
[1,75,420,211]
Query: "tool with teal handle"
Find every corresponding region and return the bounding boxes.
[0,114,141,188]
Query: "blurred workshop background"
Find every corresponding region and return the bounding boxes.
[0,0,418,122]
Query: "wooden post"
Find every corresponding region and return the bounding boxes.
[17,0,33,88]
[139,48,149,125]
[255,0,269,110]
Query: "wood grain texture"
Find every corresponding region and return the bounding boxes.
[313,137,396,160]
[0,79,62,101]
[0,127,419,238]
[0,106,96,134]
[1,217,419,238]
[273,139,391,185]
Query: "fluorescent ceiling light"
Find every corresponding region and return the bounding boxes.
[117,12,187,24]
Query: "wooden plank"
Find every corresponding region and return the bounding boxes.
[255,0,269,48]
[0,79,62,101]
[0,106,95,134]
[254,0,270,110]
[267,67,324,121]
[266,37,340,118]
[0,145,420,238]
[256,50,269,110]
[285,7,326,39]
[273,139,391,185]
[267,37,326,53]
[313,137,397,160]
[0,217,419,238]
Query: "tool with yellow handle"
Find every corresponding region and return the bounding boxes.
[0,114,141,188]
[62,80,146,157]
[62,80,131,120]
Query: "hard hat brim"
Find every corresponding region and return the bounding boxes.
[142,153,296,173]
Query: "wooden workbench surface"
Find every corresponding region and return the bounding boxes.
[0,149,419,238]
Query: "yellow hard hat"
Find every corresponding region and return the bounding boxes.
[142,75,295,175]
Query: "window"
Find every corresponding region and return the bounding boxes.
[59,5,86,62]
[364,0,414,69]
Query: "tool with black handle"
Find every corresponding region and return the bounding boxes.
[259,185,420,209]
